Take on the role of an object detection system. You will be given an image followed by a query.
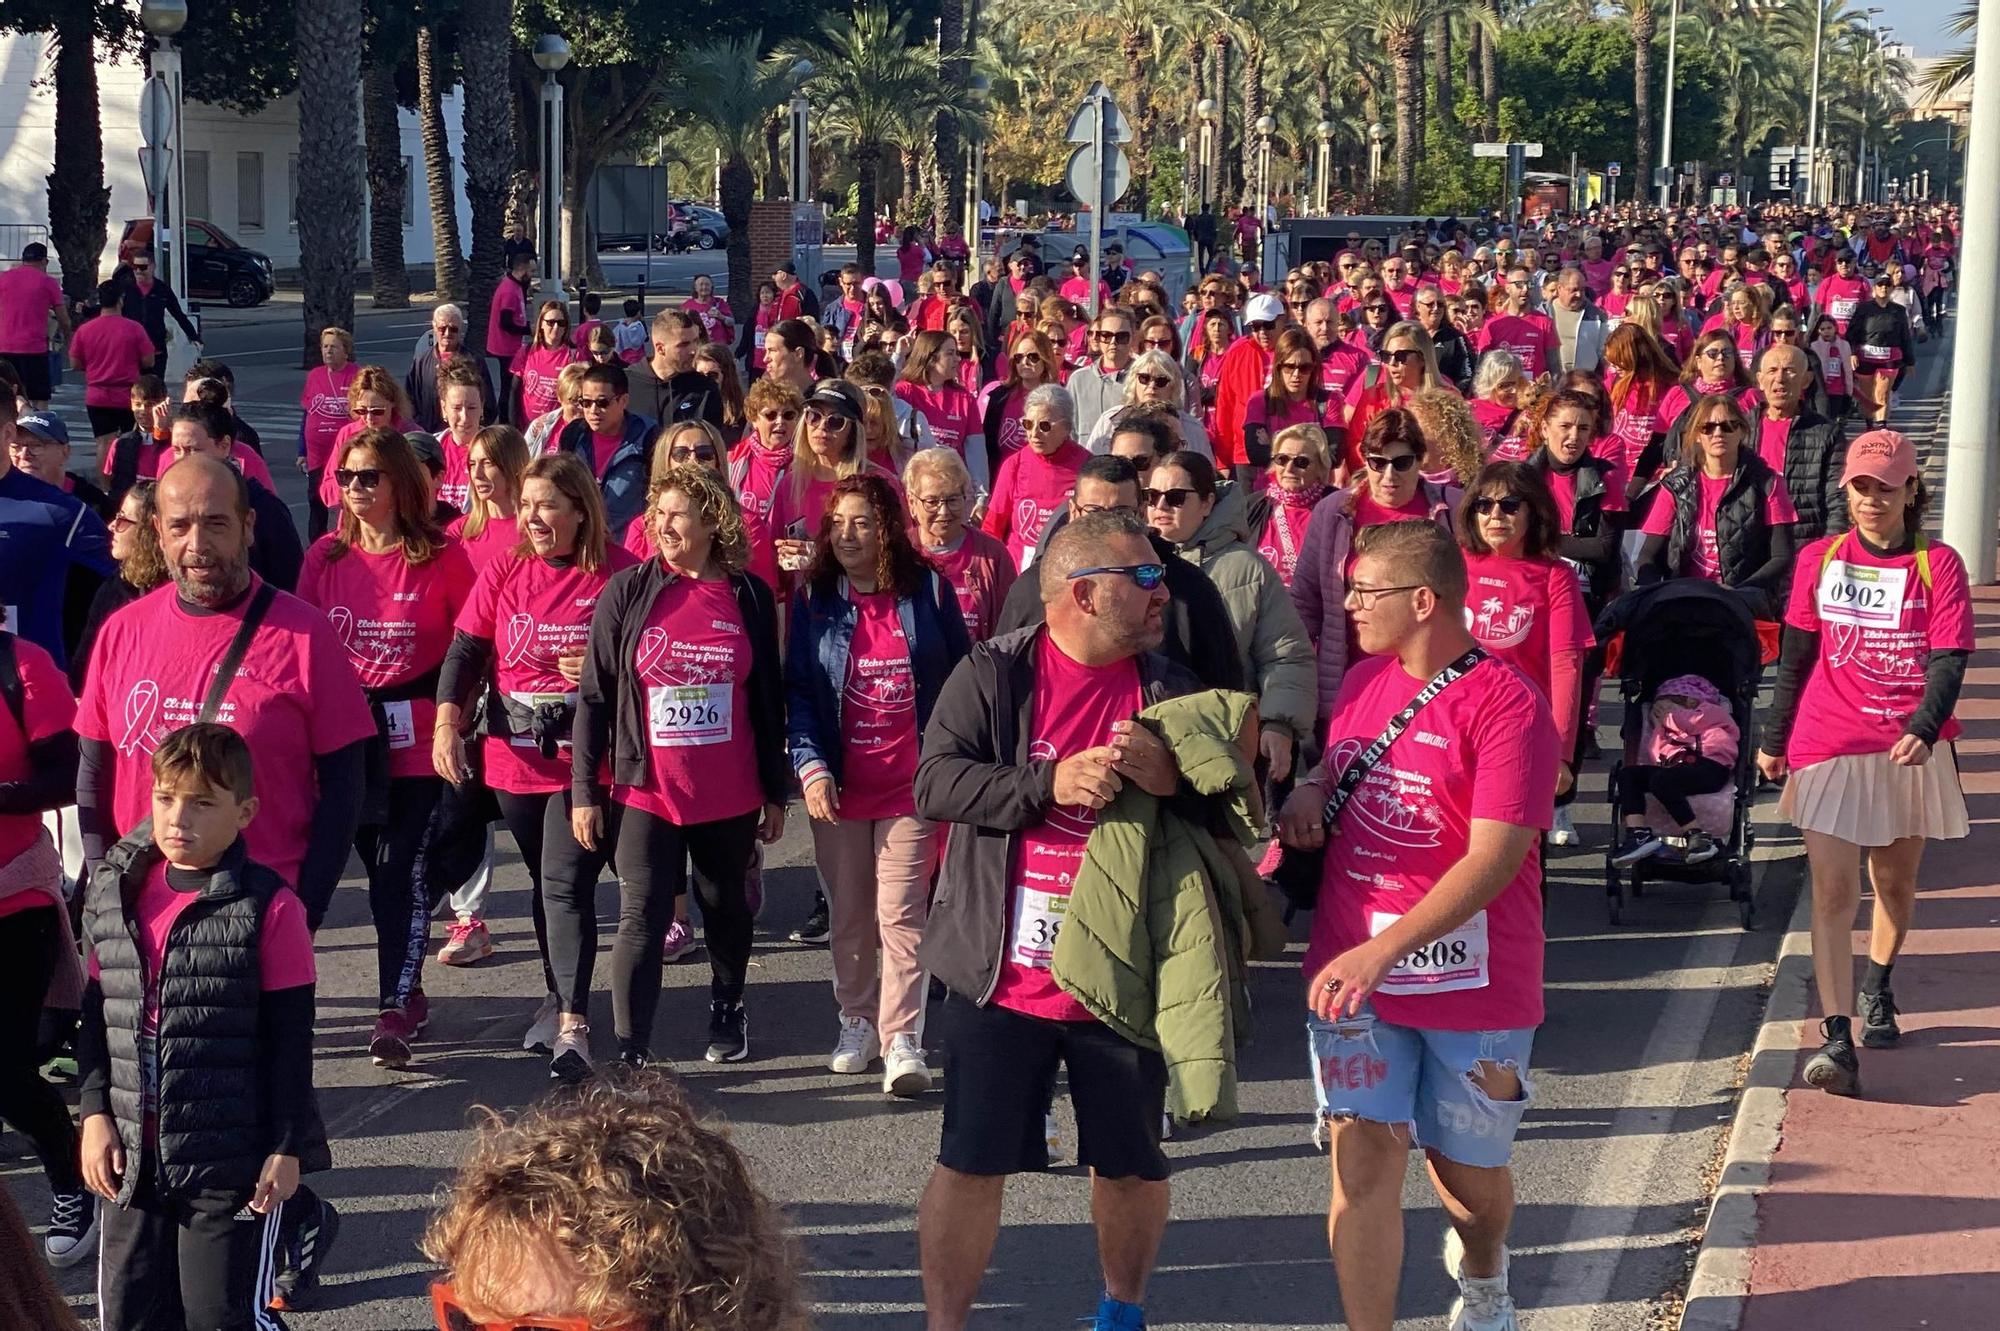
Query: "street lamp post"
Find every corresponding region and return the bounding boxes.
[1368,122,1386,190]
[1803,0,1826,204]
[139,0,194,377]
[1254,114,1275,230]
[1197,98,1219,211]
[531,34,570,308]
[1315,120,1334,215]
[964,75,989,260]
[1658,0,1681,208]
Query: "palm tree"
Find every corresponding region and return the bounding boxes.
[663,34,804,319]
[1925,2,1974,101]
[416,18,467,301]
[295,0,366,365]
[1355,0,1443,211]
[46,2,112,309]
[790,4,955,273]
[1606,0,1662,195]
[458,0,513,360]
[362,22,411,310]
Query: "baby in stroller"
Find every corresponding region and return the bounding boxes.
[1610,672,1739,866]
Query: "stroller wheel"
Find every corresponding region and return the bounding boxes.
[1605,861,1625,925]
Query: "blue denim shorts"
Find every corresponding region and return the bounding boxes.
[1306,1004,1536,1168]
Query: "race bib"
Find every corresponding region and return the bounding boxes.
[1831,298,1858,320]
[1817,559,1908,631]
[1859,343,1896,361]
[1369,909,1490,996]
[1008,886,1069,970]
[506,689,576,749]
[1020,544,1038,570]
[381,700,416,751]
[647,683,732,747]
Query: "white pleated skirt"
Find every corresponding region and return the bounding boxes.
[1780,745,1970,847]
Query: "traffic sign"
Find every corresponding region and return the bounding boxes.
[1065,83,1135,144]
[1474,141,1542,159]
[1607,161,1622,177]
[1065,144,1132,210]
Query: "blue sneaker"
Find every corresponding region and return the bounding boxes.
[1092,1295,1146,1331]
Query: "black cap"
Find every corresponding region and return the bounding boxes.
[804,380,866,429]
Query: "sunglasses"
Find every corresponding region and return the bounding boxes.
[1272,453,1316,471]
[432,1283,608,1331]
[1245,321,1276,334]
[1143,486,1195,509]
[670,445,719,463]
[132,263,152,273]
[1384,349,1422,366]
[109,511,140,531]
[1471,496,1526,516]
[1135,372,1175,389]
[353,405,391,419]
[1142,337,1174,350]
[1021,419,1063,434]
[1698,421,1741,436]
[805,409,854,433]
[334,467,383,490]
[1365,305,1392,317]
[574,397,617,411]
[1364,453,1419,474]
[1066,562,1167,589]
[1092,330,1133,343]
[756,409,800,423]
[1011,351,1044,365]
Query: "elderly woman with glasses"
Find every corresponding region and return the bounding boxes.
[1083,348,1214,459]
[904,447,1015,642]
[1634,393,1797,617]
[1252,423,1331,590]
[977,328,1060,476]
[982,383,1089,572]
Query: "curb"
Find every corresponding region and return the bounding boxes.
[1677,861,1813,1331]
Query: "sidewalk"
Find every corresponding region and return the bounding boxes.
[1682,585,2000,1328]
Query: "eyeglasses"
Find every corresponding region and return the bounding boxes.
[1278,361,1315,374]
[1287,301,1309,311]
[756,409,800,424]
[1771,328,1801,339]
[432,1282,603,1331]
[1245,320,1276,334]
[1343,583,1426,608]
[805,409,854,433]
[574,397,617,411]
[1011,351,1044,365]
[1697,421,1741,436]
[1092,329,1132,343]
[913,492,967,511]
[670,445,719,464]
[1365,305,1392,317]
[109,511,140,531]
[1471,496,1526,516]
[1272,453,1316,471]
[1143,486,1195,509]
[1135,372,1175,389]
[334,467,384,490]
[1363,453,1419,474]
[8,436,57,453]
[1066,562,1167,589]
[1143,337,1174,350]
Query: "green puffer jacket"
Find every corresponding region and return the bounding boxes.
[1168,481,1317,745]
[1050,689,1287,1124]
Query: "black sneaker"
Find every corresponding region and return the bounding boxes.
[1802,1016,1861,1096]
[1667,829,1720,865]
[705,1000,749,1063]
[271,1194,341,1311]
[615,1042,651,1071]
[1611,828,1664,867]
[44,1190,97,1267]
[789,894,831,945]
[1860,987,1902,1048]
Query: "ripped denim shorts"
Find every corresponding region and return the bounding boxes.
[1305,1003,1536,1168]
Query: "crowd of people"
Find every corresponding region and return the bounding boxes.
[0,197,1975,1331]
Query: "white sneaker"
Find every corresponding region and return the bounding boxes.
[828,1016,879,1073]
[1548,806,1580,847]
[1444,1230,1518,1330]
[1044,1110,1065,1163]
[550,1024,592,1083]
[522,993,560,1053]
[882,1033,932,1097]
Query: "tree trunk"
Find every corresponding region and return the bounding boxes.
[459,0,514,360]
[1212,32,1233,201]
[1238,41,1263,205]
[1479,17,1500,139]
[1432,13,1455,131]
[901,146,921,209]
[1632,3,1657,193]
[1390,31,1422,213]
[855,142,882,272]
[763,111,786,200]
[936,0,967,238]
[417,24,466,301]
[721,153,756,322]
[296,0,366,366]
[47,4,109,310]
[363,50,411,309]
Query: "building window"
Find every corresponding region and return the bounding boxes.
[288,155,299,230]
[238,152,264,231]
[184,150,210,223]
[402,155,415,227]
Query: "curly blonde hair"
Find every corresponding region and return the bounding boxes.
[650,463,749,574]
[1405,387,1483,486]
[423,1072,805,1331]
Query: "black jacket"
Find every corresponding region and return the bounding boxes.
[77,827,329,1204]
[1764,407,1848,542]
[913,626,1199,1004]
[1527,448,1623,610]
[1641,454,1795,617]
[1846,300,1917,387]
[572,559,788,813]
[626,359,725,434]
[993,513,1246,692]
[403,348,498,434]
[113,272,198,355]
[246,477,304,593]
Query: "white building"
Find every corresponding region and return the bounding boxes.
[0,28,471,282]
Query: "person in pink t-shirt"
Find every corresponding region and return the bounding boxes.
[69,281,158,451]
[982,383,1090,571]
[1757,430,1973,1097]
[299,327,359,504]
[789,476,971,1096]
[895,330,990,494]
[1278,518,1555,1331]
[296,428,476,1069]
[0,243,70,407]
[519,301,582,425]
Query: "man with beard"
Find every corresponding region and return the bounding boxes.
[73,453,375,1311]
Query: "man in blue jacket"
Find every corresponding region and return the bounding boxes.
[0,390,113,667]
[556,362,654,535]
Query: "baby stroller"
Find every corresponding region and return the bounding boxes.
[1592,580,1762,928]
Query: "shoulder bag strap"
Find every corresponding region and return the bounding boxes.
[1318,647,1488,831]
[199,583,277,723]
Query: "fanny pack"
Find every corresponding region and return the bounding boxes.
[493,691,576,760]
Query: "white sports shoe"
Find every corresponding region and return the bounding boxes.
[522,992,560,1053]
[1444,1230,1519,1331]
[882,1033,932,1097]
[828,1015,879,1074]
[1547,806,1580,847]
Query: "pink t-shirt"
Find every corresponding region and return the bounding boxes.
[836,592,920,821]
[445,513,519,575]
[0,635,72,865]
[989,635,1140,1021]
[1754,416,1796,478]
[455,545,640,795]
[1462,552,1592,705]
[895,381,982,460]
[295,538,477,779]
[925,528,1015,642]
[74,583,378,890]
[1813,274,1871,334]
[486,277,527,360]
[1783,534,1975,771]
[769,463,903,553]
[684,298,734,344]
[1809,339,1852,396]
[436,433,475,512]
[1319,342,1370,400]
[1639,472,1798,581]
[299,365,360,471]
[1258,499,1316,587]
[1468,397,1518,452]
[518,345,577,422]
[616,575,765,825]
[1304,653,1557,1031]
[0,266,62,354]
[70,314,156,409]
[123,861,315,993]
[1243,395,1321,448]
[726,438,791,592]
[1543,461,1627,528]
[982,440,1089,571]
[1483,313,1558,376]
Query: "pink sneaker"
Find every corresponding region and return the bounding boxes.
[438,918,494,966]
[662,918,697,963]
[369,1008,414,1068]
[405,989,431,1035]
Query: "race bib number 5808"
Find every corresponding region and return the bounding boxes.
[1368,909,1490,996]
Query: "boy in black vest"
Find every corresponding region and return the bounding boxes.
[77,722,328,1331]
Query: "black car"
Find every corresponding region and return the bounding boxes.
[117,218,275,308]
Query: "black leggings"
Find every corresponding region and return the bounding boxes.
[359,776,450,1011]
[305,467,332,543]
[541,800,760,1054]
[1923,285,1947,328]
[493,788,559,998]
[1616,758,1731,827]
[0,904,81,1192]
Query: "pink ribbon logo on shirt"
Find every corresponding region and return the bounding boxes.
[503,612,538,668]
[636,627,671,682]
[327,604,355,648]
[118,680,161,757]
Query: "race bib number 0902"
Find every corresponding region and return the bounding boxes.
[1816,559,1907,631]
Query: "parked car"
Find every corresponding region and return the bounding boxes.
[117,218,275,307]
[668,202,729,251]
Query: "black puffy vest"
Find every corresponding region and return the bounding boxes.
[1532,451,1620,606]
[1660,453,1781,591]
[84,825,329,1202]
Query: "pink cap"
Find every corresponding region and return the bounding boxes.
[1841,429,1919,489]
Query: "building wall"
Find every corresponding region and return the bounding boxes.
[0,30,471,281]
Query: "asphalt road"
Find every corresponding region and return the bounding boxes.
[5,314,1956,1331]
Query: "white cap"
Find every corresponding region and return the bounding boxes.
[1243,292,1284,325]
